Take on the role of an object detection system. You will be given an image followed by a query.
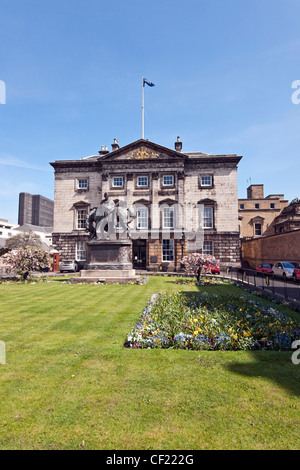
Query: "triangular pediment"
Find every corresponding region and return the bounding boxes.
[97,139,187,162]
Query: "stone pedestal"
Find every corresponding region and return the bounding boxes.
[76,239,138,283]
[84,239,133,270]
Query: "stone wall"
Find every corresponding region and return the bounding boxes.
[241,229,300,268]
[52,232,89,264]
[204,232,241,264]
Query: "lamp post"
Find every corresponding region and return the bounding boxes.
[180,231,185,270]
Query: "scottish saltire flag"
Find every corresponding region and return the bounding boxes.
[143,78,155,87]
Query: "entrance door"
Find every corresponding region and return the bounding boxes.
[132,240,147,269]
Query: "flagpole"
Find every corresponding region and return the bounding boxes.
[142,77,145,139]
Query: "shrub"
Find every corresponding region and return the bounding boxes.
[182,253,218,281]
[2,246,51,280]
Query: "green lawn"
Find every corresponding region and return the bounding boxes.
[0,276,300,450]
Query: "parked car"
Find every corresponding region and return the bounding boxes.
[292,263,300,281]
[272,261,295,279]
[255,263,273,275]
[205,262,220,274]
[59,260,79,273]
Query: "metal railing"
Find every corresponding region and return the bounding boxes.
[223,267,300,307]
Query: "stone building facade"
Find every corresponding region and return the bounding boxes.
[238,184,288,239]
[50,138,242,271]
[265,198,300,235]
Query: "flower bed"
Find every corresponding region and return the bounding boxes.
[174,277,230,286]
[124,292,300,351]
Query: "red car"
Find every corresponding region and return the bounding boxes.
[206,262,220,275]
[256,263,273,275]
[292,263,300,281]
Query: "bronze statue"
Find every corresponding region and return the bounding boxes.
[87,193,135,240]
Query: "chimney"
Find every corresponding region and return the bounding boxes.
[175,136,182,152]
[98,145,110,156]
[111,138,119,152]
[247,184,264,199]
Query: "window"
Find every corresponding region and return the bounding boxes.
[202,207,213,229]
[199,175,213,188]
[162,175,174,186]
[270,203,275,209]
[112,176,123,187]
[255,203,260,210]
[76,208,88,230]
[137,207,148,229]
[254,223,262,236]
[240,204,245,210]
[162,239,174,262]
[203,240,213,255]
[76,241,86,261]
[77,178,88,190]
[163,207,174,228]
[137,176,148,187]
[201,176,212,186]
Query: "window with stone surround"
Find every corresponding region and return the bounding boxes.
[203,240,213,255]
[162,175,174,187]
[254,223,262,236]
[202,206,213,229]
[76,241,86,261]
[199,174,213,189]
[112,176,124,188]
[137,176,149,188]
[162,239,174,262]
[76,208,88,230]
[198,199,215,230]
[137,207,148,229]
[162,206,175,229]
[76,178,88,191]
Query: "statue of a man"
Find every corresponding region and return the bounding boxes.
[96,193,116,239]
[87,193,116,240]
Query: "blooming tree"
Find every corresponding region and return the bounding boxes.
[2,247,51,280]
[5,230,43,250]
[182,252,218,282]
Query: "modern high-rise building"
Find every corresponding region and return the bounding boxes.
[18,193,54,227]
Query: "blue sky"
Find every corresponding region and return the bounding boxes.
[1,0,300,223]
